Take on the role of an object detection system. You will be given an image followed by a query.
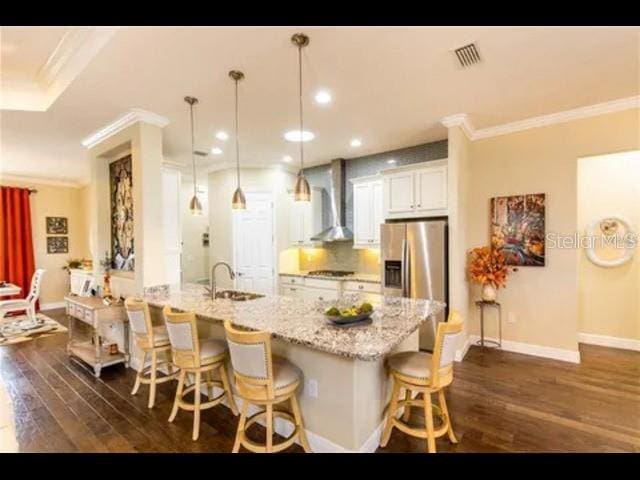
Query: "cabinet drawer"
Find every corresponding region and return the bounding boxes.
[72,305,85,320]
[303,287,339,302]
[280,275,305,286]
[343,281,381,294]
[281,285,303,297]
[304,278,340,290]
[84,308,94,323]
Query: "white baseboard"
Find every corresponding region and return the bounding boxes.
[455,337,471,362]
[40,301,67,311]
[468,335,581,364]
[578,332,640,352]
[126,362,382,452]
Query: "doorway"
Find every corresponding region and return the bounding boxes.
[233,191,276,294]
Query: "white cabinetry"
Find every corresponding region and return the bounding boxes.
[382,159,448,220]
[351,175,383,249]
[343,281,382,305]
[289,187,323,247]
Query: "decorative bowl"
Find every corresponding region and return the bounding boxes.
[325,311,373,325]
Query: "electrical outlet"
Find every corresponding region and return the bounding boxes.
[306,378,318,398]
[508,312,517,324]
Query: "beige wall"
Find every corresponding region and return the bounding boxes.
[577,150,640,340]
[1,179,90,306]
[181,170,209,283]
[208,167,298,290]
[87,121,166,297]
[466,109,640,353]
[447,125,473,347]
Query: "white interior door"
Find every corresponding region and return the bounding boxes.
[161,168,182,284]
[233,192,275,294]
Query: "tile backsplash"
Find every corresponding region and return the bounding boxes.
[298,242,381,275]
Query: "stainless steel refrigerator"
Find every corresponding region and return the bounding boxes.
[381,220,448,351]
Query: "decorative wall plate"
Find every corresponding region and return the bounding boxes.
[585,216,637,268]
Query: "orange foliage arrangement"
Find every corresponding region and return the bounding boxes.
[467,246,516,289]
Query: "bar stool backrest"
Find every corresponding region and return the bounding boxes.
[124,297,155,349]
[430,310,464,388]
[162,305,201,369]
[224,320,275,401]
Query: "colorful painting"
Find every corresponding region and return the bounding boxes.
[47,236,68,254]
[109,155,134,271]
[46,216,68,234]
[491,193,545,266]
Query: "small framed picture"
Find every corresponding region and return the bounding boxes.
[46,217,68,234]
[47,236,68,254]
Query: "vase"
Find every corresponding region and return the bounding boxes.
[103,274,113,298]
[481,283,497,302]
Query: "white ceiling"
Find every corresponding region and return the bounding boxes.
[1,26,638,184]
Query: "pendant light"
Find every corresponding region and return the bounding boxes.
[229,70,246,210]
[184,96,203,215]
[291,33,311,202]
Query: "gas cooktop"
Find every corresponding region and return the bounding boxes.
[307,270,355,278]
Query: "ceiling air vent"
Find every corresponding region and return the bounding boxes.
[193,150,208,157]
[454,43,481,67]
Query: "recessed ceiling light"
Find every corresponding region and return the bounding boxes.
[314,90,332,104]
[282,155,293,163]
[215,131,229,141]
[211,147,223,155]
[284,130,315,142]
[387,159,397,164]
[350,139,362,148]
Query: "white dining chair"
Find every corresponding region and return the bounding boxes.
[0,269,46,322]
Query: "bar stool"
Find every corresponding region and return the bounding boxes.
[125,298,178,408]
[380,310,464,453]
[224,320,311,453]
[162,305,238,441]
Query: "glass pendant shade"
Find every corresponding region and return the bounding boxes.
[232,187,246,210]
[189,195,203,215]
[294,173,311,202]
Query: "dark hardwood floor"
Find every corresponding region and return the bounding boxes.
[2,308,639,453]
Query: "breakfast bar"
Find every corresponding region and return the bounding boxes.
[144,283,444,452]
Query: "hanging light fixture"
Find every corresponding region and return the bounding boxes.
[291,33,311,202]
[229,70,246,210]
[184,96,203,215]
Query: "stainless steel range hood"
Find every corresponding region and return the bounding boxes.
[310,158,353,242]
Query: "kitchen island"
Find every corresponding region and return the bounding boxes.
[144,283,445,452]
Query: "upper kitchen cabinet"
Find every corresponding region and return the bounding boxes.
[351,175,383,249]
[289,187,323,247]
[382,159,448,219]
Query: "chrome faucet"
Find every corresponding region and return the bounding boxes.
[208,261,236,300]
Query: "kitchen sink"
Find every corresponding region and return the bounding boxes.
[207,289,265,301]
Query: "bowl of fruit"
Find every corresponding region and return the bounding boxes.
[325,302,374,325]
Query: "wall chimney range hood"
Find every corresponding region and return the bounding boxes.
[310,158,353,242]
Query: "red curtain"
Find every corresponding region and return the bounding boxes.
[0,187,36,302]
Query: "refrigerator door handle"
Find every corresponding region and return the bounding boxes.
[401,239,409,297]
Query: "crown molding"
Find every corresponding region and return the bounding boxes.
[442,95,639,141]
[0,173,84,188]
[81,108,170,149]
[207,162,298,174]
[1,27,118,112]
[441,113,475,140]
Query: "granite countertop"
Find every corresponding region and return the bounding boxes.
[279,271,381,284]
[144,283,444,361]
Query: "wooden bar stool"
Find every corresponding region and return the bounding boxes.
[125,298,178,408]
[380,310,464,453]
[224,320,311,453]
[162,305,238,441]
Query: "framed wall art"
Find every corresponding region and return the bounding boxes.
[46,216,68,234]
[47,236,69,254]
[491,193,546,266]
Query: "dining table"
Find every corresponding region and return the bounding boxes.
[0,283,21,297]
